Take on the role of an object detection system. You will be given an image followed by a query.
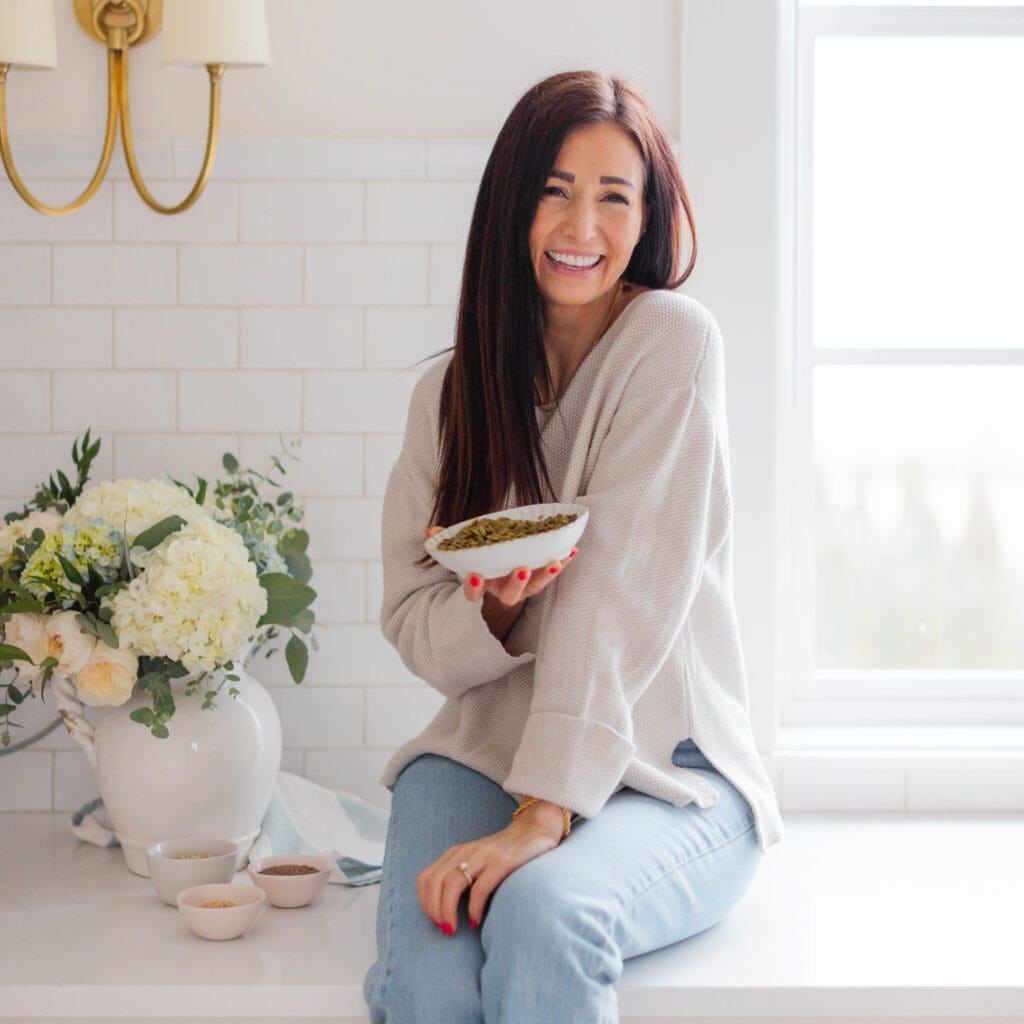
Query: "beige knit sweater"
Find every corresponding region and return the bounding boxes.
[377,288,785,853]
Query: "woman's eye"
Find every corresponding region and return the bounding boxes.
[543,186,565,197]
[606,193,629,204]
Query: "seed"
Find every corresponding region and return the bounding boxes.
[437,513,577,551]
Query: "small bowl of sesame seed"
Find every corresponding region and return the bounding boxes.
[176,882,266,941]
[146,836,240,906]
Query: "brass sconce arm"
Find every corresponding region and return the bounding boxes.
[117,50,224,216]
[0,51,120,217]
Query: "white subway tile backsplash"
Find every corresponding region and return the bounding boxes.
[0,750,52,811]
[365,306,455,369]
[53,371,175,433]
[304,370,421,434]
[179,245,302,307]
[366,686,445,749]
[240,182,363,243]
[113,181,239,243]
[306,560,368,623]
[241,308,363,368]
[54,749,102,812]
[0,308,112,369]
[178,370,302,432]
[53,245,176,307]
[305,244,428,306]
[115,308,238,369]
[429,243,464,307]
[176,138,426,181]
[427,139,492,181]
[238,433,362,497]
[364,435,402,495]
[366,182,476,243]
[4,373,51,433]
[267,685,363,750]
[112,433,239,484]
[304,748,395,808]
[0,181,112,242]
[366,561,383,624]
[2,138,174,181]
[2,433,115,498]
[0,246,50,305]
[303,498,383,560]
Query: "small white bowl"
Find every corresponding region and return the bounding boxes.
[177,883,265,940]
[146,837,239,907]
[425,502,589,581]
[248,853,332,908]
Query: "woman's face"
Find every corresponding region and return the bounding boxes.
[528,122,649,317]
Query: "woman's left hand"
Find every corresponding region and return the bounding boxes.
[416,803,567,935]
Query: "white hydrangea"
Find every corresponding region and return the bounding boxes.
[101,516,267,674]
[64,478,210,548]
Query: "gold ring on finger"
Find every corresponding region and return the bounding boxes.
[457,860,474,885]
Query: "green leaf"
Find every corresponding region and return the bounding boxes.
[285,634,309,683]
[222,452,239,472]
[133,515,187,552]
[276,491,293,507]
[287,607,314,633]
[257,573,316,628]
[278,529,309,556]
[195,478,208,506]
[7,682,25,705]
[54,552,85,587]
[0,643,34,664]
[95,619,119,649]
[284,552,312,584]
[1,598,46,616]
[75,613,100,638]
[130,708,155,726]
[151,723,169,739]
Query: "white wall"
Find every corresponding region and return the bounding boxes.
[0,0,790,813]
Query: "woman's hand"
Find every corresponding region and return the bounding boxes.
[417,803,568,935]
[425,525,578,604]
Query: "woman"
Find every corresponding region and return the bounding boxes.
[363,70,785,1023]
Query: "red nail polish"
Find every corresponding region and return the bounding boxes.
[441,922,454,936]
[470,918,478,928]
[517,570,528,581]
[569,549,577,558]
[549,566,558,574]
[470,576,481,587]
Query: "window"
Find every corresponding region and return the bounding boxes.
[789,3,1024,727]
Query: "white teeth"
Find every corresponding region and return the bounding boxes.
[547,251,601,268]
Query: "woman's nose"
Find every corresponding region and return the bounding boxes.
[563,200,599,241]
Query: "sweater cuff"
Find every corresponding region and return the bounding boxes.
[437,588,536,692]
[502,711,636,819]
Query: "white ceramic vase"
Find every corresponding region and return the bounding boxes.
[53,641,282,877]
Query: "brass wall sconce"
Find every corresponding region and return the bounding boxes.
[0,0,270,216]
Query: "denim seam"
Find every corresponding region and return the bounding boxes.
[378,794,400,1008]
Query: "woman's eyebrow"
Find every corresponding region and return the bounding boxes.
[549,169,636,190]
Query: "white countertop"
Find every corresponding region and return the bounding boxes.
[4,810,1024,1022]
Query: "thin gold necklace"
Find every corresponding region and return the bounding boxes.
[536,278,624,409]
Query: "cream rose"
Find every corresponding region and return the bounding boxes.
[39,610,98,677]
[2,612,47,681]
[74,641,138,707]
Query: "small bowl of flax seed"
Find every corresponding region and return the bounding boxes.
[247,853,333,908]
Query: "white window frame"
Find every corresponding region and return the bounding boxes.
[681,3,1024,809]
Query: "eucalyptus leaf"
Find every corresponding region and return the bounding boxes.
[257,573,316,628]
[0,643,34,664]
[133,515,188,552]
[285,634,309,683]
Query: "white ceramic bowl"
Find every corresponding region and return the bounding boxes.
[247,853,332,908]
[425,502,589,581]
[146,837,239,906]
[176,883,265,940]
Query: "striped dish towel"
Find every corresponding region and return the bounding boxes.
[70,770,389,886]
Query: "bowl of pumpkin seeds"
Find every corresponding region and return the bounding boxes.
[424,502,589,581]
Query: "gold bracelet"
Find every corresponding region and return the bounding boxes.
[511,796,574,839]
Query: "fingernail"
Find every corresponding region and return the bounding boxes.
[569,549,577,558]
[469,575,481,588]
[517,570,528,581]
[549,566,559,574]
[441,922,454,936]
[470,918,478,928]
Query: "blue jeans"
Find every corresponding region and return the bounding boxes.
[362,739,762,1023]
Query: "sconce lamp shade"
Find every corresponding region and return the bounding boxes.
[161,0,271,68]
[0,0,57,69]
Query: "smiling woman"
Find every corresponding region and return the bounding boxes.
[363,68,782,1024]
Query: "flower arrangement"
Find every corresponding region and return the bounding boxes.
[0,429,319,745]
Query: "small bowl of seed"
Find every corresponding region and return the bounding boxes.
[425,502,589,581]
[247,853,333,908]
[176,883,266,940]
[146,837,239,906]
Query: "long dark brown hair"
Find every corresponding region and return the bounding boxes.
[413,70,697,568]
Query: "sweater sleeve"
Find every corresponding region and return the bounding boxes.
[379,372,537,700]
[501,372,730,818]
